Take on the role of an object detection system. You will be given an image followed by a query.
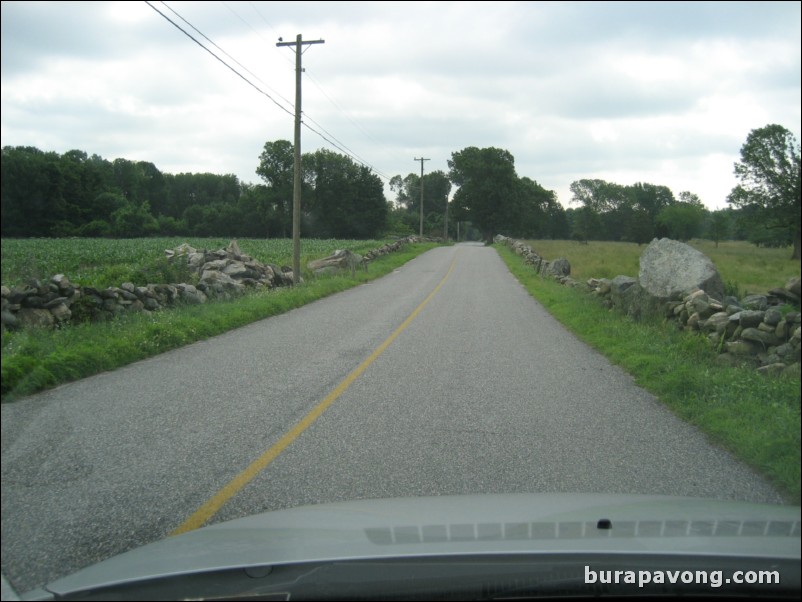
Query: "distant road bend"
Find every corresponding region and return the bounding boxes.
[0,242,784,593]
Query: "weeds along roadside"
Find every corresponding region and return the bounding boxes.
[0,242,441,402]
[494,242,801,504]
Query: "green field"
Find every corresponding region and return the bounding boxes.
[524,239,800,296]
[0,237,390,288]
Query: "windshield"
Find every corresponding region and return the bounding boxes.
[1,2,800,600]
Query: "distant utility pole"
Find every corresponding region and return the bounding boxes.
[414,157,429,237]
[277,34,325,284]
[443,194,449,242]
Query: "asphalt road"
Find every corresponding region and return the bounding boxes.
[0,243,785,593]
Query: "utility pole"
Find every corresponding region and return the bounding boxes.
[443,194,449,241]
[277,34,325,284]
[414,157,429,237]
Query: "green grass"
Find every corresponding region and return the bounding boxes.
[1,242,441,401]
[496,242,801,504]
[524,239,800,295]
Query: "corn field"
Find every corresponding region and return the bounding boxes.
[1,238,390,288]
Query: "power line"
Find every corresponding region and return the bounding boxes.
[209,3,391,179]
[146,1,390,181]
[160,1,295,112]
[145,1,293,117]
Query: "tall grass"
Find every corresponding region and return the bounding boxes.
[524,239,800,295]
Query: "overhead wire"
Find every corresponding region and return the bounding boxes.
[144,1,294,118]
[145,0,391,180]
[161,0,295,112]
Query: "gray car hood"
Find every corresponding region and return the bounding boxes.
[32,493,802,598]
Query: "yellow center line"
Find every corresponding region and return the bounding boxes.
[171,250,459,536]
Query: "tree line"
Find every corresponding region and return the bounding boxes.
[0,142,388,239]
[2,124,797,258]
[389,124,798,257]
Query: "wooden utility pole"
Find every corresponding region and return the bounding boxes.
[443,194,449,241]
[277,34,324,284]
[414,157,429,237]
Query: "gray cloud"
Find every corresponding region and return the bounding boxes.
[2,1,800,211]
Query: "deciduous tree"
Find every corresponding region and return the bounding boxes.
[727,124,801,259]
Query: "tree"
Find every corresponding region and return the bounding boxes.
[389,170,451,236]
[448,147,520,243]
[657,202,706,241]
[305,149,387,238]
[569,206,601,243]
[705,209,733,247]
[727,124,801,259]
[256,140,300,237]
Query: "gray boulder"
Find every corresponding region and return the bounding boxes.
[308,250,366,275]
[547,258,571,277]
[639,238,724,300]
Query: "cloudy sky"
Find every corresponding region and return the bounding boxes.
[2,1,800,210]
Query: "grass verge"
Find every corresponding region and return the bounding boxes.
[495,243,801,503]
[1,243,441,402]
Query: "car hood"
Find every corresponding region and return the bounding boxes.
[28,493,802,598]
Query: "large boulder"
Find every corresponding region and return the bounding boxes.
[307,250,366,275]
[639,238,724,301]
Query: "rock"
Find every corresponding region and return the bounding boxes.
[729,310,765,328]
[200,270,246,295]
[187,252,207,272]
[773,343,801,364]
[597,279,612,295]
[17,308,55,328]
[763,309,783,327]
[742,294,768,311]
[757,363,788,376]
[724,340,761,356]
[222,261,253,279]
[118,289,139,301]
[308,250,366,275]
[177,284,207,305]
[741,327,782,348]
[49,303,72,322]
[226,240,243,259]
[547,258,571,277]
[165,243,196,259]
[687,293,714,318]
[787,276,801,298]
[639,238,724,300]
[201,259,228,273]
[703,312,730,334]
[768,287,800,305]
[21,295,46,309]
[1,309,19,330]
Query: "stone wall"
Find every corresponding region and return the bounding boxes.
[1,236,427,331]
[495,235,801,376]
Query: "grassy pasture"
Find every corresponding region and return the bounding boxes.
[524,239,800,296]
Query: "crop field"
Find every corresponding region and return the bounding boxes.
[0,237,390,288]
[524,239,801,296]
